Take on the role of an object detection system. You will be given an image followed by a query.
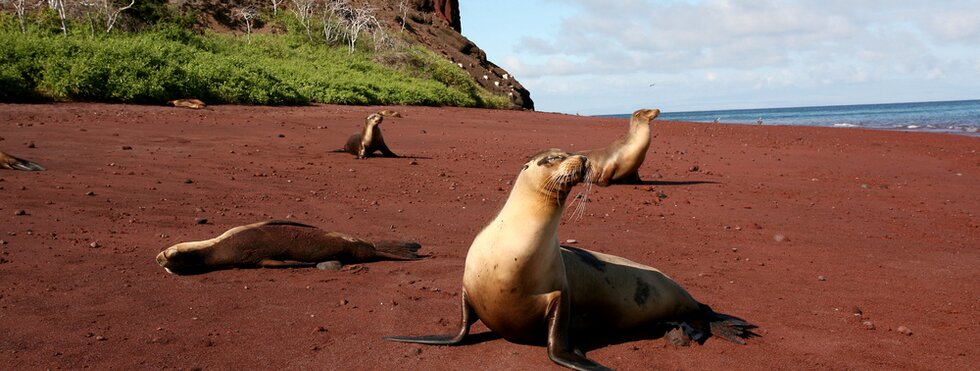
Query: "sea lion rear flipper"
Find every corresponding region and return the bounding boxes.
[10,160,45,171]
[257,259,317,268]
[1,151,44,171]
[697,303,759,344]
[385,288,476,345]
[372,240,422,260]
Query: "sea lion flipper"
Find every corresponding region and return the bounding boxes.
[372,240,422,260]
[1,150,44,171]
[385,288,476,345]
[545,292,613,371]
[700,304,759,344]
[10,160,44,171]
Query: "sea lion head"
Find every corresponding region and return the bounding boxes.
[519,149,589,204]
[366,113,385,127]
[156,242,212,275]
[631,108,660,124]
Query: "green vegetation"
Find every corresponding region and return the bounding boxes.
[0,9,509,108]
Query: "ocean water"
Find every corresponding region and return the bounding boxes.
[600,100,980,136]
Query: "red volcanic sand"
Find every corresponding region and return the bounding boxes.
[1,103,977,370]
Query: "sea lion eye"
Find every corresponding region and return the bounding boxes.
[537,155,564,166]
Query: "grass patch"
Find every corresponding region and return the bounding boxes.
[0,18,509,108]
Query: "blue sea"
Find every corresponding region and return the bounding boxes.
[601,100,980,136]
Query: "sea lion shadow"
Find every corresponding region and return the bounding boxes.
[575,326,679,352]
[633,180,720,186]
[329,151,432,160]
[392,155,433,160]
[458,331,503,345]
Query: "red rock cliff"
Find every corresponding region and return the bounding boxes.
[401,0,533,109]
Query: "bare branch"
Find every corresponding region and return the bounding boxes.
[290,0,316,42]
[270,0,284,16]
[104,0,136,35]
[236,6,258,44]
[51,0,68,36]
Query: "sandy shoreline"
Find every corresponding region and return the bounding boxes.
[1,103,977,369]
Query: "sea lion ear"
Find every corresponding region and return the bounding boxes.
[522,164,530,171]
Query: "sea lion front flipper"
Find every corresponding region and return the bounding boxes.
[545,291,612,371]
[257,259,317,268]
[618,171,642,184]
[384,288,476,345]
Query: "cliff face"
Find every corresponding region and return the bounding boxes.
[170,0,533,110]
[406,0,533,110]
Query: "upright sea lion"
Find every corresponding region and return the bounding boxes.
[156,220,422,275]
[0,150,44,171]
[342,110,402,159]
[168,99,206,109]
[386,149,754,370]
[575,108,660,186]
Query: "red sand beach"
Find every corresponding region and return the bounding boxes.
[1,103,977,370]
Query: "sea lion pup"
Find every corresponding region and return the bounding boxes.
[156,220,422,275]
[576,108,660,186]
[168,99,206,109]
[386,149,755,370]
[342,110,402,158]
[0,150,44,171]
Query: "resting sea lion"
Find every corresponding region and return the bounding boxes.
[575,108,660,186]
[386,149,755,370]
[168,99,206,109]
[156,220,422,275]
[0,150,44,171]
[342,110,402,158]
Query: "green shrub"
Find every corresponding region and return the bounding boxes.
[0,15,512,108]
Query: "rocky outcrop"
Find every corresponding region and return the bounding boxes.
[433,0,460,32]
[398,0,533,110]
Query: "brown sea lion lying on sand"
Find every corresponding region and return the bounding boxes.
[168,99,206,109]
[156,220,422,275]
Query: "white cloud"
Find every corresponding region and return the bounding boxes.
[471,0,980,112]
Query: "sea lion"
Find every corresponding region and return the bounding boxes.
[0,150,44,171]
[156,220,422,275]
[342,110,402,158]
[386,149,755,370]
[575,108,660,186]
[168,99,206,109]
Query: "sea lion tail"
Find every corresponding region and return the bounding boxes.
[10,158,45,171]
[699,304,759,344]
[372,240,423,260]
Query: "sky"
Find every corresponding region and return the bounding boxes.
[458,0,980,115]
